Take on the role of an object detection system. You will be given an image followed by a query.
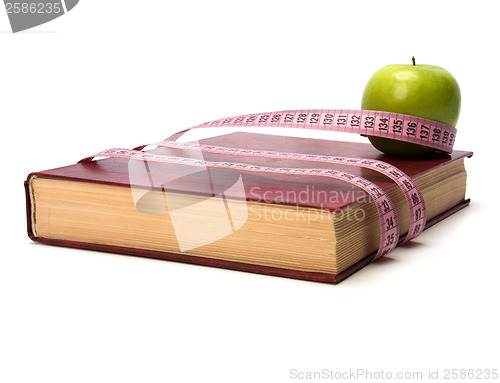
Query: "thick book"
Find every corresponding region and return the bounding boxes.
[25,132,472,283]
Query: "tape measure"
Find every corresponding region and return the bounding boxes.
[80,109,457,260]
[166,109,456,154]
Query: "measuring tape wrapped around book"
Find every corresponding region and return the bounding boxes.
[80,109,458,260]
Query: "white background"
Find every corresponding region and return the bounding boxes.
[1,1,499,382]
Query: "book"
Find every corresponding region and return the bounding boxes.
[25,132,472,283]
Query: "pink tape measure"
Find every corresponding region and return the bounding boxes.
[167,109,456,153]
[80,109,457,260]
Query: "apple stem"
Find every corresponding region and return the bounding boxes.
[412,56,416,66]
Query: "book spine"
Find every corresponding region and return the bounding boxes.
[25,174,38,242]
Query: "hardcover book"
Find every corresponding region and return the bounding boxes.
[25,132,472,283]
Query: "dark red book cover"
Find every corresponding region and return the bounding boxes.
[25,132,472,283]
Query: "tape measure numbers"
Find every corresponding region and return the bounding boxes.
[166,109,456,154]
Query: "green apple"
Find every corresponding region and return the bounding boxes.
[361,58,461,156]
